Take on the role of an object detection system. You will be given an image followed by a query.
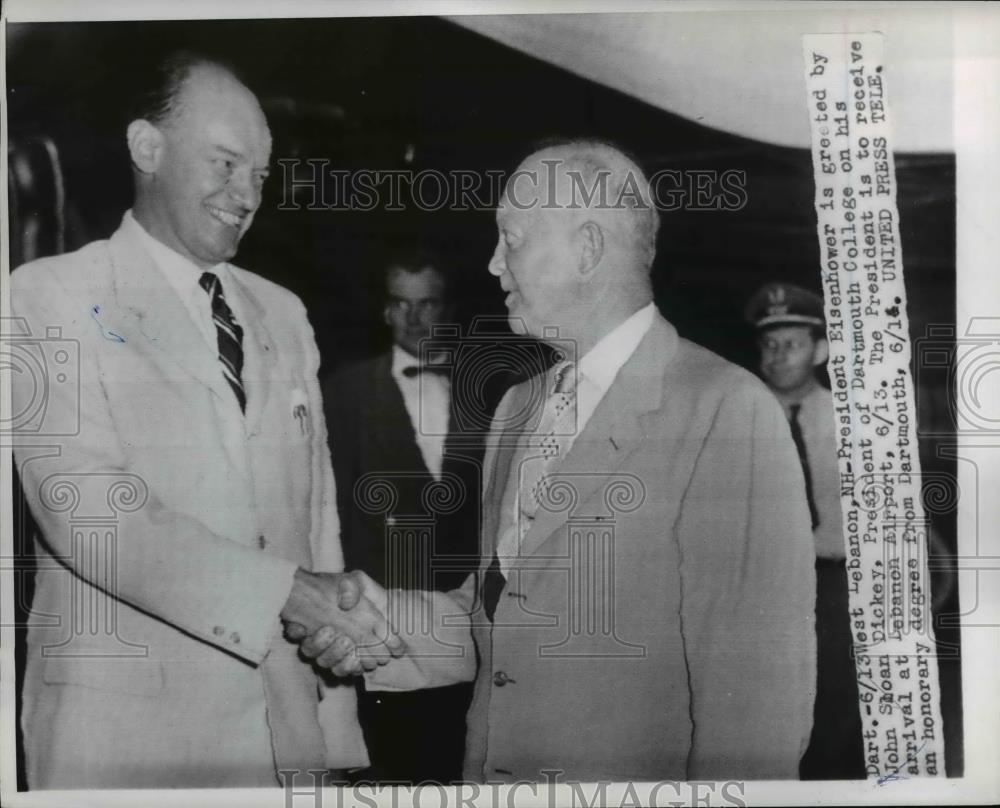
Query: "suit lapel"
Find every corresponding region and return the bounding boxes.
[371,354,431,474]
[106,223,235,407]
[480,380,543,561]
[516,315,677,562]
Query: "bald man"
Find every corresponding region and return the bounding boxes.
[472,141,817,781]
[10,52,400,788]
[303,140,818,781]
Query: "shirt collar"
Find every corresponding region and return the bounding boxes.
[576,302,656,395]
[124,209,229,300]
[391,344,420,378]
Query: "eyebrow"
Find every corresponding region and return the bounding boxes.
[212,145,270,172]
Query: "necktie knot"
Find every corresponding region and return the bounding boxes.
[198,271,219,296]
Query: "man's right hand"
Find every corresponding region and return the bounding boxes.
[280,569,405,676]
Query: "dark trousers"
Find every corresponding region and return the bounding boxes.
[799,558,867,779]
[349,681,474,785]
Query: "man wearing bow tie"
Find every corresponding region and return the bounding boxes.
[322,252,483,783]
[9,51,401,789]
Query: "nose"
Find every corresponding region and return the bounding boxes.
[487,240,505,277]
[228,167,260,211]
[405,304,422,326]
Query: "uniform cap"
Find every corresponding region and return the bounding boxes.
[745,282,825,329]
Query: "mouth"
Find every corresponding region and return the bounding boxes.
[206,205,246,229]
[499,277,519,308]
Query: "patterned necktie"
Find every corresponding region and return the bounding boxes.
[489,361,579,604]
[199,271,246,413]
[524,361,578,509]
[788,403,819,530]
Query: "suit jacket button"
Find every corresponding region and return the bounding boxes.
[493,670,515,687]
[230,632,241,644]
[213,625,225,636]
[258,534,267,549]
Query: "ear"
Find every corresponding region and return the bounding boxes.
[577,220,604,276]
[812,337,830,367]
[127,119,165,175]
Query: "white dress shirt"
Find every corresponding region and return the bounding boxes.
[390,344,450,480]
[566,301,656,453]
[123,210,236,353]
[495,302,656,574]
[123,210,248,458]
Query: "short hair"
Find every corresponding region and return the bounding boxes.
[383,247,450,298]
[129,50,243,128]
[530,137,660,272]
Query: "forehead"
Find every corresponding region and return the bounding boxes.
[497,153,573,229]
[758,325,816,344]
[170,67,272,159]
[387,266,445,297]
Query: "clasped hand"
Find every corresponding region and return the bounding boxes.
[280,568,404,677]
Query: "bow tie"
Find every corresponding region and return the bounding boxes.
[402,364,451,378]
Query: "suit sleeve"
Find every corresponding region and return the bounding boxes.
[10,262,298,665]
[676,379,816,779]
[361,574,477,691]
[359,386,523,692]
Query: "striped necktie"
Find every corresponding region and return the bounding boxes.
[199,271,247,413]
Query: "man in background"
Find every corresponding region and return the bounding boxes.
[323,250,483,783]
[745,282,866,779]
[9,51,399,788]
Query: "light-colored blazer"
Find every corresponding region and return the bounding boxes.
[10,216,364,788]
[462,312,817,782]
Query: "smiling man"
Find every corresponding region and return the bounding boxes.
[10,51,401,788]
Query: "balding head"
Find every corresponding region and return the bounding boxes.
[488,140,657,350]
[521,140,659,272]
[127,54,272,268]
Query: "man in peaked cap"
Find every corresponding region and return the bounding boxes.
[746,281,866,779]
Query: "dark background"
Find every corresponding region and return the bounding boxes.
[6,16,961,784]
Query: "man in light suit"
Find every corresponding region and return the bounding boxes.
[9,51,401,788]
[459,140,818,781]
[323,252,482,783]
[303,140,819,781]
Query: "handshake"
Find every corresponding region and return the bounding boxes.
[280,568,406,678]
